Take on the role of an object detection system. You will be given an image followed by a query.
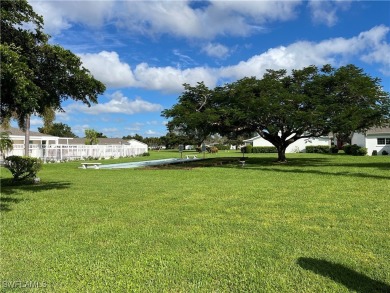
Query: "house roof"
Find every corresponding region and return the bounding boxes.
[0,126,58,138]
[243,135,261,142]
[128,139,148,146]
[64,137,131,145]
[366,127,390,135]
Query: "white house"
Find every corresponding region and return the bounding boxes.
[351,127,390,155]
[0,127,60,158]
[0,127,148,161]
[127,139,148,151]
[243,134,331,153]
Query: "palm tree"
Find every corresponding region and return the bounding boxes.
[0,131,14,160]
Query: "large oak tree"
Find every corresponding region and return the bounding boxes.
[163,65,389,162]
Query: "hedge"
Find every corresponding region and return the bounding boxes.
[214,144,231,150]
[241,146,278,153]
[306,145,330,153]
[252,146,278,153]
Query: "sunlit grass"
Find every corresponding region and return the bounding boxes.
[1,151,389,292]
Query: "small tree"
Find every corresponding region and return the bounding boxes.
[0,131,13,160]
[85,129,99,145]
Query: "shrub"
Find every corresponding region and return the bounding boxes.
[4,156,42,182]
[382,150,389,156]
[142,152,150,156]
[214,144,230,150]
[330,146,339,154]
[343,144,366,156]
[372,150,378,156]
[343,144,352,155]
[207,146,218,153]
[252,146,278,153]
[355,147,367,156]
[306,145,330,153]
[241,145,253,153]
[350,145,361,156]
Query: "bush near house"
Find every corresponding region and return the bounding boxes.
[343,144,367,156]
[355,147,368,156]
[207,146,218,153]
[252,146,278,153]
[330,146,339,153]
[241,145,253,153]
[305,145,330,153]
[241,146,278,153]
[214,144,231,151]
[383,150,389,156]
[4,156,42,182]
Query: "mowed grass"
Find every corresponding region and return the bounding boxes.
[0,151,389,292]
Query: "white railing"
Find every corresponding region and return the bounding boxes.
[1,144,148,161]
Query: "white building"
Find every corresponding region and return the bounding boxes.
[351,127,390,155]
[243,134,331,153]
[0,127,148,161]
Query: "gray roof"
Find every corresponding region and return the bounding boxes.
[64,137,130,145]
[0,126,58,138]
[366,127,390,135]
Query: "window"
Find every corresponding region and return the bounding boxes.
[377,138,390,145]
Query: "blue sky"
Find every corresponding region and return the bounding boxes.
[25,0,390,138]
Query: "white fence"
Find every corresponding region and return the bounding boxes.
[3,144,148,161]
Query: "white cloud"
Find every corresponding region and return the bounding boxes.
[31,0,301,39]
[220,25,390,80]
[77,26,390,93]
[30,117,43,127]
[30,0,114,35]
[78,51,136,88]
[78,51,217,92]
[133,63,218,93]
[202,43,230,59]
[308,0,351,27]
[119,0,302,39]
[65,91,163,115]
[173,50,196,67]
[361,43,390,75]
[145,130,158,135]
[101,127,119,134]
[72,124,90,137]
[125,123,143,132]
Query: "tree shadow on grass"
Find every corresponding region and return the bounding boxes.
[238,157,390,180]
[139,156,389,179]
[246,166,390,180]
[247,156,390,170]
[0,197,24,212]
[297,257,390,293]
[0,179,72,211]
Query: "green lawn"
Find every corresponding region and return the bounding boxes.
[1,151,389,292]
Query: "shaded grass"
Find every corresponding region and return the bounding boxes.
[0,152,389,292]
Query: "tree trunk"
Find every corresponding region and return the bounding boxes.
[24,115,30,157]
[277,146,287,162]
